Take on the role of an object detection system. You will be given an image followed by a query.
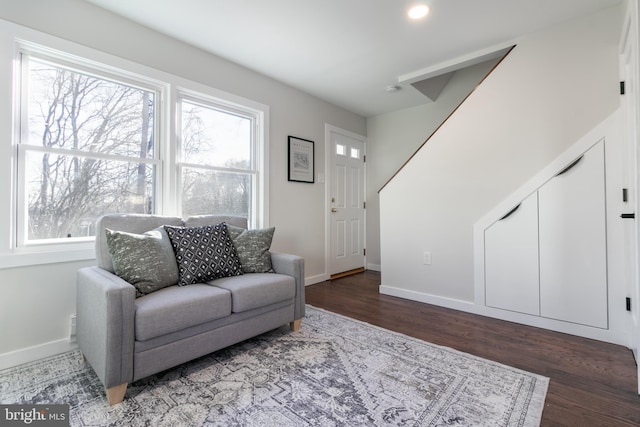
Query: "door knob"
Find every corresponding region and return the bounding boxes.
[331,208,337,213]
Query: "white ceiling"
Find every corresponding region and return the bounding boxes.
[86,0,621,117]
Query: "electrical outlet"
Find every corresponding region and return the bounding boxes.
[423,251,432,265]
[69,314,77,342]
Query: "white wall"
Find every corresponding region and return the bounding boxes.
[0,0,365,367]
[379,6,622,335]
[366,60,500,269]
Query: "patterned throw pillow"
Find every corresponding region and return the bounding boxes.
[105,227,179,297]
[164,223,243,286]
[226,225,276,273]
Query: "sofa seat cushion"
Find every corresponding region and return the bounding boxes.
[210,273,295,313]
[135,284,231,341]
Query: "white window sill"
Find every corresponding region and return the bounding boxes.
[0,245,96,269]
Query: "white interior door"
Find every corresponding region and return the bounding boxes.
[328,127,365,276]
[620,0,640,394]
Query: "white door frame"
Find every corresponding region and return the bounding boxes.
[324,124,367,279]
[620,0,640,394]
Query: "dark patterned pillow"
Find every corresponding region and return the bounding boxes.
[164,223,243,286]
[226,224,275,273]
[105,227,179,297]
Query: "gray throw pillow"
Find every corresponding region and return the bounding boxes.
[105,227,179,297]
[226,224,275,273]
[164,223,244,286]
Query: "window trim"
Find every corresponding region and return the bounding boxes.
[176,91,263,228]
[15,48,165,249]
[173,85,269,229]
[0,22,269,268]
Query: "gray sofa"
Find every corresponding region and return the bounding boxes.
[76,214,305,405]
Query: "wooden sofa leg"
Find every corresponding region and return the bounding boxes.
[290,319,302,331]
[106,383,127,406]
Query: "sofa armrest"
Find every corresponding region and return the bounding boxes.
[76,266,136,389]
[270,252,305,320]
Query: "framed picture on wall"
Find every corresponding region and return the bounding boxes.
[288,136,314,183]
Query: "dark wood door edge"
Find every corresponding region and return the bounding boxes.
[330,267,366,280]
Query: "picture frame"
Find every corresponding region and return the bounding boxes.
[288,136,314,183]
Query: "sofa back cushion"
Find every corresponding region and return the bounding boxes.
[184,214,247,229]
[96,213,248,275]
[96,214,183,272]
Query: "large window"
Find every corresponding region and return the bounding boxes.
[179,97,258,221]
[17,54,159,245]
[11,41,267,255]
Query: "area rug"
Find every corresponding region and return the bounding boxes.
[0,306,548,426]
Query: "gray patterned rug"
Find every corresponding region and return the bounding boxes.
[0,306,548,426]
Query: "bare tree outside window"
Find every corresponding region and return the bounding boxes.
[180,100,255,219]
[22,58,156,241]
[15,51,263,247]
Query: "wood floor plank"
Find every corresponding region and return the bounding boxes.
[305,271,640,426]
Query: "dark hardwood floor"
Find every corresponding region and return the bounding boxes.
[305,270,640,426]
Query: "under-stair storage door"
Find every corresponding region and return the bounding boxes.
[538,141,607,328]
[485,193,540,315]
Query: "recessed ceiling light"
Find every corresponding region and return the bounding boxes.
[408,4,430,20]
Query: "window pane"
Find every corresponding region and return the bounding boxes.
[181,100,251,169]
[182,167,251,218]
[24,151,154,240]
[26,58,155,159]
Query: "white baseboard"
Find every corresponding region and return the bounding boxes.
[306,266,378,286]
[380,285,475,312]
[0,339,78,371]
[306,266,381,285]
[367,263,381,272]
[379,284,628,346]
[305,273,328,286]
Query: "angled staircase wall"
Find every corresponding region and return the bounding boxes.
[378,5,624,343]
[366,59,501,269]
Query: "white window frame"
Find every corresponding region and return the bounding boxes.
[16,50,164,248]
[176,90,266,229]
[0,22,269,268]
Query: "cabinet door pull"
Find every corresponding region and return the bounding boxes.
[621,213,636,219]
[500,204,521,221]
[556,156,583,177]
